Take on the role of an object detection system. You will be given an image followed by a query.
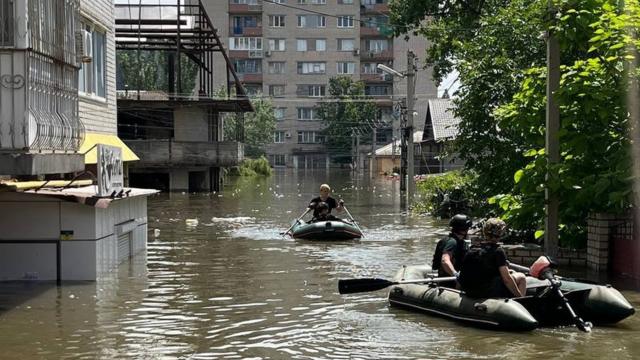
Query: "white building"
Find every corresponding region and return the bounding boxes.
[0,0,154,281]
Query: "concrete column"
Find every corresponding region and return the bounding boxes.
[170,169,189,191]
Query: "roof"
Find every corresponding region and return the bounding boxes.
[373,131,424,156]
[24,186,158,208]
[426,98,460,141]
[79,133,140,164]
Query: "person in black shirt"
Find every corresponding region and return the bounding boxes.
[432,214,472,284]
[311,202,338,223]
[308,184,344,218]
[458,218,526,298]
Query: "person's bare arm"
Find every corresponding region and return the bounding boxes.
[441,252,457,276]
[499,265,523,297]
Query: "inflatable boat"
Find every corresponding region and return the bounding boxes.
[289,219,362,240]
[387,265,634,331]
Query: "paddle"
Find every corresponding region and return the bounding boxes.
[527,256,593,332]
[280,208,312,236]
[342,204,365,238]
[338,276,456,294]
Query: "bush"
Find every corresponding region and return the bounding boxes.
[413,171,478,218]
[233,156,273,177]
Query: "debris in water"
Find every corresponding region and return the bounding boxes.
[153,229,161,237]
[186,219,199,227]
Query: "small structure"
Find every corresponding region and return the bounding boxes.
[369,131,423,176]
[114,0,253,192]
[419,98,464,174]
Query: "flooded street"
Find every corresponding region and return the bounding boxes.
[1,169,640,359]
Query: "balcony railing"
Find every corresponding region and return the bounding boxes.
[361,49,393,60]
[229,3,263,13]
[125,139,244,167]
[230,26,262,36]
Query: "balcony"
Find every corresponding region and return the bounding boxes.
[361,50,393,60]
[360,27,381,37]
[229,3,263,14]
[361,3,389,14]
[237,73,263,82]
[125,140,244,168]
[230,26,262,36]
[360,73,393,82]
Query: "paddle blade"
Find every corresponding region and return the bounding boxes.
[338,278,395,294]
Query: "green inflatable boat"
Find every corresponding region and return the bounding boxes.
[288,219,362,240]
[388,265,634,331]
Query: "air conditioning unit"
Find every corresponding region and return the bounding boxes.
[285,132,291,138]
[265,50,272,57]
[353,48,360,56]
[75,29,93,63]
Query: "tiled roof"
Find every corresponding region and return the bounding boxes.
[428,98,459,141]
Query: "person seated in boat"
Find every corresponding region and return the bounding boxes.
[311,202,339,223]
[308,184,344,218]
[458,218,527,298]
[432,214,472,284]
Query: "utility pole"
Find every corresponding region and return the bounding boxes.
[406,50,416,204]
[371,128,377,177]
[545,1,560,258]
[400,101,407,192]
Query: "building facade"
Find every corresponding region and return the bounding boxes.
[115,0,253,192]
[205,0,437,169]
[0,0,153,281]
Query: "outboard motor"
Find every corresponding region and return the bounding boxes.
[530,256,592,332]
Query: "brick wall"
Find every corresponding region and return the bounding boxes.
[78,0,117,136]
[503,245,587,268]
[588,211,636,276]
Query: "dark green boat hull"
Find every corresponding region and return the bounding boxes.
[388,265,634,331]
[290,220,362,240]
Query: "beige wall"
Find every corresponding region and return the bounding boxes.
[78,0,117,135]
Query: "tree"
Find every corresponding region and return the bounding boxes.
[116,50,198,94]
[221,94,277,158]
[316,76,379,164]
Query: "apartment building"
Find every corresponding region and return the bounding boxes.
[204,0,436,169]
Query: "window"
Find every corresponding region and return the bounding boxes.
[268,62,286,74]
[231,16,259,34]
[298,0,326,3]
[244,85,262,96]
[233,59,262,74]
[362,15,387,28]
[79,21,106,98]
[297,85,325,97]
[297,15,326,28]
[274,131,285,143]
[366,39,389,53]
[365,85,392,96]
[274,155,286,166]
[297,62,326,74]
[297,107,320,120]
[274,108,286,120]
[268,38,286,51]
[269,15,285,27]
[296,39,326,51]
[269,85,286,97]
[337,62,356,74]
[362,62,385,74]
[230,37,263,50]
[337,38,355,51]
[232,0,259,3]
[362,0,387,4]
[337,15,355,28]
[298,131,323,144]
[338,0,354,3]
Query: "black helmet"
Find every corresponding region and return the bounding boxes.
[449,214,472,231]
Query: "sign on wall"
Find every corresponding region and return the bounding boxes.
[97,144,124,197]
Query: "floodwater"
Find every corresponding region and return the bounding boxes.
[1,169,639,359]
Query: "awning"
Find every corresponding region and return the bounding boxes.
[79,133,140,164]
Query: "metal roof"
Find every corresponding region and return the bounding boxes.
[426,98,459,141]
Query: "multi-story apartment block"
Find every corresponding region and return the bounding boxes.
[205,0,436,169]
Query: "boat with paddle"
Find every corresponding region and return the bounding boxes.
[339,257,635,332]
[282,204,364,241]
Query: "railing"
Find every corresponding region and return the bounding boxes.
[125,139,244,167]
[0,0,82,153]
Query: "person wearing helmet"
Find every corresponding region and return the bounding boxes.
[308,184,344,218]
[431,214,472,282]
[458,218,526,298]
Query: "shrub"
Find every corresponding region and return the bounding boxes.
[235,156,273,177]
[413,171,478,218]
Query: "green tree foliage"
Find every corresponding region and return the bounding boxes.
[221,95,277,158]
[117,50,198,94]
[414,171,478,218]
[392,0,639,247]
[316,76,379,163]
[492,0,639,246]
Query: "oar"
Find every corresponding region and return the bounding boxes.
[280,208,312,236]
[342,205,365,238]
[338,276,456,294]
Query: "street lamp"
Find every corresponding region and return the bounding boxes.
[376,51,417,206]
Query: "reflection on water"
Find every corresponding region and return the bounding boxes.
[0,169,639,359]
